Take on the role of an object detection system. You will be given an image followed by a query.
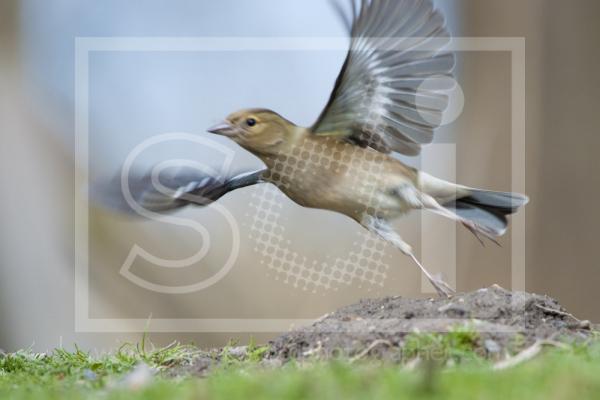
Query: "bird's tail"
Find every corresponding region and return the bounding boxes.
[442,189,529,240]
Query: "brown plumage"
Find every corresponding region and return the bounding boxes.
[211,109,421,223]
[204,0,529,297]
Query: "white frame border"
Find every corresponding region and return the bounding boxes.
[74,37,526,333]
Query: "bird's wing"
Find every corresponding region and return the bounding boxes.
[312,0,455,156]
[91,167,265,215]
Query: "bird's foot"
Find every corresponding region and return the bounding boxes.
[406,253,455,298]
[462,220,501,247]
[428,275,455,298]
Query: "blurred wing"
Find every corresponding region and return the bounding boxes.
[329,0,358,33]
[314,0,455,156]
[91,167,265,215]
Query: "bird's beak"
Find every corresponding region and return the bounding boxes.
[207,121,236,137]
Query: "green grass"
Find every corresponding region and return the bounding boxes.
[402,324,486,364]
[1,335,600,400]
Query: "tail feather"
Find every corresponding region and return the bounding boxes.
[444,189,529,238]
[459,190,529,214]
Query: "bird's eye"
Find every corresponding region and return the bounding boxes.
[246,118,257,127]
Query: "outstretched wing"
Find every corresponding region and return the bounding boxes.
[91,167,265,215]
[313,0,455,156]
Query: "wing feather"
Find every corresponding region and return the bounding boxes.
[314,0,455,155]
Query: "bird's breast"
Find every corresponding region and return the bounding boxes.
[261,139,416,221]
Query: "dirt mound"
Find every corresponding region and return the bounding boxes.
[167,286,596,376]
[268,286,595,362]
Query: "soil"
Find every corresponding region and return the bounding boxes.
[168,286,596,376]
[268,285,595,362]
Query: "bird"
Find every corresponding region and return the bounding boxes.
[99,0,528,297]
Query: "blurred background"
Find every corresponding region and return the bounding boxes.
[1,0,599,352]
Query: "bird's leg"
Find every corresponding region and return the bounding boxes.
[418,194,500,245]
[406,252,455,298]
[360,215,455,298]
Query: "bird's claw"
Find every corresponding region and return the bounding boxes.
[429,276,455,298]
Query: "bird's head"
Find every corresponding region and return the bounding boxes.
[207,109,297,155]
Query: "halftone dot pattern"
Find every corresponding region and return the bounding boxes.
[246,135,399,293]
[247,185,391,293]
